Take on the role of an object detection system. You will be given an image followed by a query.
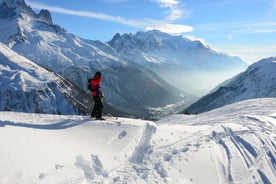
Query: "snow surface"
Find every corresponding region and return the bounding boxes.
[0,43,92,115]
[0,43,57,92]
[0,98,275,184]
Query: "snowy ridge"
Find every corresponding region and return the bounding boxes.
[0,43,92,114]
[0,98,275,183]
[109,30,248,95]
[186,57,276,114]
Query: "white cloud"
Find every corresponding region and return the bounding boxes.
[248,29,276,33]
[146,23,193,34]
[151,0,190,21]
[196,21,276,35]
[167,9,183,20]
[27,1,194,33]
[158,0,179,8]
[26,1,146,28]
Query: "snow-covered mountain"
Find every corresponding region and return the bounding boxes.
[0,98,275,183]
[0,0,195,119]
[0,43,92,114]
[109,30,248,95]
[186,57,276,114]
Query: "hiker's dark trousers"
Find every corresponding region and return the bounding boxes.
[91,96,103,119]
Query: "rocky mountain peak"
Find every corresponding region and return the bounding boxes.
[109,30,169,52]
[109,29,214,54]
[0,0,35,18]
[0,0,52,24]
[37,9,52,24]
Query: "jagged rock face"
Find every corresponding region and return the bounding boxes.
[0,0,35,18]
[185,57,276,114]
[37,9,52,24]
[0,0,52,24]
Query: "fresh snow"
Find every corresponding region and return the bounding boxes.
[0,98,275,184]
[0,113,156,184]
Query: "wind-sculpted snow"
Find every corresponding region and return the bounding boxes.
[0,98,275,183]
[0,113,157,183]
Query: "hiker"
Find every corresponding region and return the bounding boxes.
[90,71,104,120]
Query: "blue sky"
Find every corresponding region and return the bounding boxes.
[26,0,276,64]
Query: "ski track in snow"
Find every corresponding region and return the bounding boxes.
[0,98,276,184]
[151,98,276,184]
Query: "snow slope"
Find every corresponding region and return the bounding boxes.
[0,98,275,183]
[155,98,276,184]
[0,43,92,114]
[0,113,156,184]
[186,57,276,114]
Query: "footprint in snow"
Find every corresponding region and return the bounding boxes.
[118,131,127,139]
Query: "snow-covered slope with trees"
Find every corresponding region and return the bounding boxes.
[109,30,248,95]
[186,57,276,114]
[0,98,275,184]
[0,43,93,114]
